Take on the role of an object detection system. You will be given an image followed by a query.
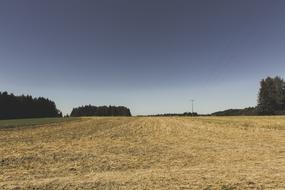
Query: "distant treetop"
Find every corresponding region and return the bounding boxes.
[70,105,131,117]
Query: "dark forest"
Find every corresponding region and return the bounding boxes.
[70,105,131,117]
[0,92,62,119]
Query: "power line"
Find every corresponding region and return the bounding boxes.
[190,99,194,114]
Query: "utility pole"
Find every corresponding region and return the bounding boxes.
[190,99,194,116]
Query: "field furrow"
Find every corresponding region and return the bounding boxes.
[0,117,284,189]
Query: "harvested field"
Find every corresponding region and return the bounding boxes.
[0,116,284,189]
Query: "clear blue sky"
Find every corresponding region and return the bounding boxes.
[0,0,285,115]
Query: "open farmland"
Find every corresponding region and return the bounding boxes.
[0,116,285,189]
[0,118,79,129]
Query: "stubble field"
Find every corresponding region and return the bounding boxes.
[0,116,285,189]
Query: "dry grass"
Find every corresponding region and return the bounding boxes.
[0,116,285,189]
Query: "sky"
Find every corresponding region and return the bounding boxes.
[0,0,285,115]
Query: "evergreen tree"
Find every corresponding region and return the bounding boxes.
[257,76,285,115]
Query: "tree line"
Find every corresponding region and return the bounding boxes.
[0,91,62,119]
[212,76,285,116]
[0,91,132,119]
[145,112,198,117]
[211,107,256,116]
[1,76,284,119]
[70,105,132,117]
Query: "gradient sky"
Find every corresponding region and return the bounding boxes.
[0,0,285,115]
